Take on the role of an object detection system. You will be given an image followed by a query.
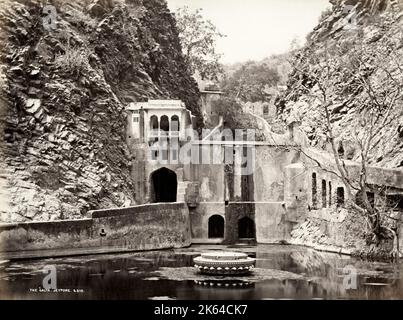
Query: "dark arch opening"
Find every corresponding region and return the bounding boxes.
[312,173,318,209]
[338,142,344,158]
[322,179,327,208]
[208,215,225,238]
[150,115,159,138]
[171,115,180,132]
[238,217,255,239]
[150,115,158,129]
[150,167,177,203]
[160,115,169,133]
[337,187,345,207]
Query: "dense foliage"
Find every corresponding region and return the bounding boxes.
[175,6,225,81]
[221,61,280,103]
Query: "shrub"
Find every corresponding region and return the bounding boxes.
[54,45,90,78]
[211,97,265,141]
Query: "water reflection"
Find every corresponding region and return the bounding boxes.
[0,245,402,300]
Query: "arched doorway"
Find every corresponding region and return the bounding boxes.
[208,215,225,238]
[238,217,255,239]
[150,167,177,203]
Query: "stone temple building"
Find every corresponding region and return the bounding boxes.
[125,99,403,248]
[1,98,402,259]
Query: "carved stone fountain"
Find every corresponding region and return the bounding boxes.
[193,251,256,275]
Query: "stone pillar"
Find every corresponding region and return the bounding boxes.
[233,145,242,200]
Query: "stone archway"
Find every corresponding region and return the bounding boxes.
[238,217,255,239]
[150,167,177,203]
[208,215,225,238]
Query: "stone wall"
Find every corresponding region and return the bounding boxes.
[284,162,309,222]
[289,208,369,255]
[255,202,289,243]
[188,162,225,243]
[187,145,302,244]
[254,147,300,202]
[289,160,403,257]
[0,203,191,259]
[189,202,225,242]
[224,202,256,243]
[193,164,225,203]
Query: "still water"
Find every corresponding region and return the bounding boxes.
[0,244,402,300]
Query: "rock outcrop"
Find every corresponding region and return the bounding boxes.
[0,0,201,222]
[278,0,403,168]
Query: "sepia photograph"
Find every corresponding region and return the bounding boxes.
[0,0,402,309]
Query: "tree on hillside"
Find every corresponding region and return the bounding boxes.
[175,6,225,81]
[290,38,403,259]
[210,97,265,141]
[221,61,280,103]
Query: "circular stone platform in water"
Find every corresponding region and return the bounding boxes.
[193,251,256,275]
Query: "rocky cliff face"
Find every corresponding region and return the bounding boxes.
[278,0,403,168]
[0,0,201,222]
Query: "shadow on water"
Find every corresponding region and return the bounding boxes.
[0,245,402,300]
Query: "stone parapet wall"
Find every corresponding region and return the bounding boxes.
[0,203,191,260]
[290,208,370,255]
[255,202,290,243]
[189,202,225,241]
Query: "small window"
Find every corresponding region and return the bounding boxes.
[312,173,318,209]
[338,142,344,158]
[322,180,327,208]
[151,150,159,160]
[133,116,139,123]
[337,187,345,207]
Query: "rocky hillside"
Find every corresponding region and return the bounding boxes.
[0,0,201,222]
[278,0,403,168]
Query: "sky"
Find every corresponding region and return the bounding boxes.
[167,0,331,64]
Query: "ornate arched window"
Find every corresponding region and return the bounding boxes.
[160,115,169,133]
[150,115,159,138]
[171,115,180,132]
